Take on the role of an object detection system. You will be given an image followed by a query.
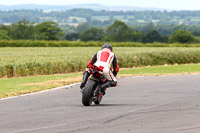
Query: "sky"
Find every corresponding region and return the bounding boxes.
[0,0,199,10]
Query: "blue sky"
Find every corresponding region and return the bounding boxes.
[0,0,199,10]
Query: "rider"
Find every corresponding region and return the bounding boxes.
[80,43,119,94]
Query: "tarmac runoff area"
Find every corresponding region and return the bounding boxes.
[0,74,200,133]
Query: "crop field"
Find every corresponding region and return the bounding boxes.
[1,47,200,78]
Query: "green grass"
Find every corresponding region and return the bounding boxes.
[0,64,200,98]
[119,64,200,75]
[0,73,82,98]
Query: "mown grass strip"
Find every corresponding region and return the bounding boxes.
[0,73,82,98]
[0,64,200,98]
[119,64,200,75]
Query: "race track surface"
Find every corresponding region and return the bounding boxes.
[0,74,200,133]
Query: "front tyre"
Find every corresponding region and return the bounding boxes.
[82,79,96,106]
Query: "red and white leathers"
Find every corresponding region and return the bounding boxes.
[87,48,119,83]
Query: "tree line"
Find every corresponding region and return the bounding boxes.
[1,9,200,25]
[0,20,197,43]
[71,21,196,43]
[0,19,64,40]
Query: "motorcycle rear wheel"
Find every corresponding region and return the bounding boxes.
[82,79,96,106]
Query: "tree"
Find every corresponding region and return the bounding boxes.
[35,21,64,40]
[10,19,35,40]
[0,30,10,40]
[143,30,162,43]
[0,25,12,37]
[76,23,92,33]
[169,30,195,43]
[127,30,144,42]
[65,33,79,41]
[142,22,155,33]
[105,20,129,42]
[192,30,200,36]
[80,27,104,41]
[160,35,169,43]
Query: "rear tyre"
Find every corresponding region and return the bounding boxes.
[82,79,96,106]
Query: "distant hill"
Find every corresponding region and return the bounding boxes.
[1,7,200,27]
[0,4,166,11]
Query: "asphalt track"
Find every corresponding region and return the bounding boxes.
[0,74,200,133]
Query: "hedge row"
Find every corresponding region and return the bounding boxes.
[1,40,200,47]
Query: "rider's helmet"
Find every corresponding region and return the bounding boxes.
[102,43,113,51]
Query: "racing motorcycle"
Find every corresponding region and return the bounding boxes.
[82,65,107,106]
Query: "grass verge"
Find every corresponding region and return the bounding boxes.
[0,73,82,98]
[0,64,200,98]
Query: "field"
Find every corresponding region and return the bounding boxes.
[1,47,200,78]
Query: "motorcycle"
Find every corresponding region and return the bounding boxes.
[82,65,107,106]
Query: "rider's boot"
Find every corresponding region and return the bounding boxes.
[100,80,117,95]
[80,71,90,89]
